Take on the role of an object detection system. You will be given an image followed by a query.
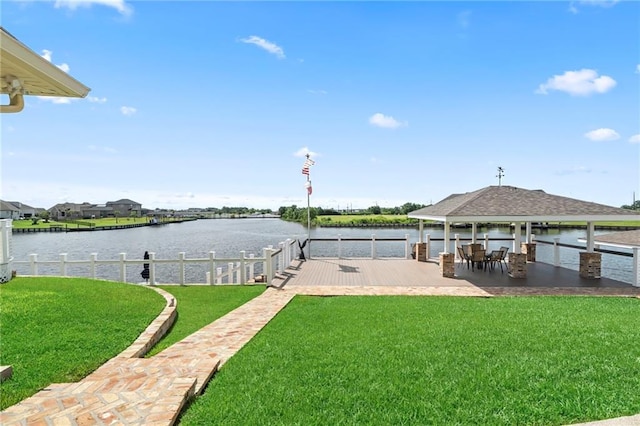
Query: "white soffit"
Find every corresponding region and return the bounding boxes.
[1,27,90,98]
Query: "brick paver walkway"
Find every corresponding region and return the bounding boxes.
[2,258,638,425]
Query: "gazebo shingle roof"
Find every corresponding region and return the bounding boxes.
[408,186,640,222]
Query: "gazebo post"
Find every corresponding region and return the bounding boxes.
[439,221,454,278]
[471,223,477,243]
[579,221,601,279]
[522,221,537,262]
[509,221,527,278]
[418,220,424,243]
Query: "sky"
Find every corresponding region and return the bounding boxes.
[1,0,639,211]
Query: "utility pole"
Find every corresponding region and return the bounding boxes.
[496,167,505,186]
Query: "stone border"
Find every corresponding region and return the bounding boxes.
[118,286,178,358]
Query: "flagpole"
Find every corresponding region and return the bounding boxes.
[306,154,311,259]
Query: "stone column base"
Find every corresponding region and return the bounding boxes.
[521,243,536,262]
[439,253,455,278]
[579,252,601,279]
[508,253,527,278]
[415,243,427,262]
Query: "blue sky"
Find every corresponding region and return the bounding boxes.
[2,0,639,211]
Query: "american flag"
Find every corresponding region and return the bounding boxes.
[301,157,314,175]
[305,180,312,195]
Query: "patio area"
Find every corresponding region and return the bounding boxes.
[276,258,640,297]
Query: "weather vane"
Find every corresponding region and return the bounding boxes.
[496,167,505,186]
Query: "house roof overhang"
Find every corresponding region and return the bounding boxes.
[1,27,90,112]
[580,230,640,250]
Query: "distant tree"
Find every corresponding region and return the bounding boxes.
[621,201,640,211]
[39,211,50,223]
[367,205,382,215]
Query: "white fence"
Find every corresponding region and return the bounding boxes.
[10,239,298,286]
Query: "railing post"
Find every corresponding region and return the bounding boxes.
[425,234,431,260]
[338,234,342,259]
[553,238,560,267]
[179,252,186,285]
[633,247,639,287]
[405,234,410,259]
[60,253,67,276]
[371,234,376,259]
[29,253,38,275]
[484,233,489,250]
[228,262,234,284]
[265,248,274,286]
[149,252,156,285]
[209,251,216,286]
[90,253,98,279]
[249,253,255,281]
[119,253,126,282]
[240,250,246,284]
[454,234,460,260]
[216,267,223,284]
[278,243,285,274]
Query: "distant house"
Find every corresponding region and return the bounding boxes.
[106,199,142,218]
[0,200,20,219]
[0,200,45,219]
[6,201,43,218]
[49,202,93,220]
[82,204,113,219]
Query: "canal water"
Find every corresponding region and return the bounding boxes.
[9,219,634,284]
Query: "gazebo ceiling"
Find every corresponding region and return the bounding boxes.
[408,186,640,223]
[1,27,90,112]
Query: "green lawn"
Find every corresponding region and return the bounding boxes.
[146,285,266,357]
[181,296,640,425]
[0,277,165,409]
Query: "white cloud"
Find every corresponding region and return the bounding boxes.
[636,64,640,74]
[629,134,640,144]
[369,113,407,129]
[555,166,593,176]
[240,36,285,59]
[88,145,117,153]
[457,10,472,28]
[294,147,319,158]
[41,49,70,73]
[87,96,107,103]
[37,96,74,104]
[54,0,133,16]
[584,128,620,141]
[536,69,616,96]
[307,89,327,95]
[569,0,619,13]
[120,106,137,116]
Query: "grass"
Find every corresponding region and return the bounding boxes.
[316,214,420,226]
[181,296,640,425]
[10,217,191,230]
[145,285,266,357]
[0,277,165,410]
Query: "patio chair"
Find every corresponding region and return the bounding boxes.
[489,246,509,273]
[470,248,486,271]
[457,246,471,269]
[488,250,505,273]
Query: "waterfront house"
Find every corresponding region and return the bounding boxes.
[0,201,20,219]
[106,199,142,218]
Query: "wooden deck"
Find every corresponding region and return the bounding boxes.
[275,258,640,297]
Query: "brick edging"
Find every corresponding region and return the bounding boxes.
[118,286,178,358]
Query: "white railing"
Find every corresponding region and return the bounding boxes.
[11,238,298,286]
[310,234,413,259]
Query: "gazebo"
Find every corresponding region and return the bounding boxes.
[1,26,90,113]
[408,185,640,280]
